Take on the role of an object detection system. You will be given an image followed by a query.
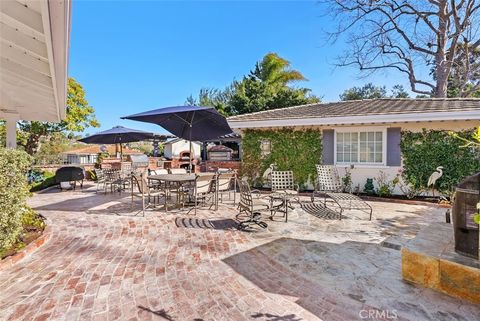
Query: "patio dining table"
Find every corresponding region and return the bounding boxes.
[148,173,218,211]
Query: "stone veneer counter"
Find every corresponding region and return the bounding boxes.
[402,222,480,304]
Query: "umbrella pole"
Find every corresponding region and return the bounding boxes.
[120,143,123,160]
[189,127,192,173]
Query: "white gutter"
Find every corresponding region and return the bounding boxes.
[228,110,480,129]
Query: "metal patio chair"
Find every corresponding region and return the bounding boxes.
[312,165,372,220]
[217,172,237,205]
[149,168,168,175]
[94,168,105,193]
[131,173,166,215]
[187,174,216,215]
[169,168,188,174]
[103,169,124,194]
[269,170,300,222]
[237,179,268,230]
[148,168,168,186]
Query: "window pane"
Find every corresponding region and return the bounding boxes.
[368,141,375,153]
[360,132,366,142]
[369,151,375,162]
[368,132,375,141]
[351,132,358,142]
[352,142,358,153]
[375,153,383,163]
[360,152,367,162]
[351,151,358,162]
[375,132,382,141]
[337,152,343,162]
[337,132,343,142]
[336,133,343,163]
[375,142,382,153]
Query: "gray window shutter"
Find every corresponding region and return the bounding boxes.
[322,129,335,165]
[386,127,401,166]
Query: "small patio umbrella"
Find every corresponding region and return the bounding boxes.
[78,126,155,158]
[122,106,233,172]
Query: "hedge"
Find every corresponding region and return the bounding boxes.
[0,148,33,250]
[241,128,322,188]
[400,129,480,196]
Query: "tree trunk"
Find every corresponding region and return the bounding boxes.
[435,65,449,98]
[434,1,449,98]
[23,134,41,155]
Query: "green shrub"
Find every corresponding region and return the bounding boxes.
[400,129,480,196]
[374,170,399,197]
[29,171,56,192]
[87,169,97,181]
[242,128,322,188]
[21,207,45,231]
[0,148,33,250]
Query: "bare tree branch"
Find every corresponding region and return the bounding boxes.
[323,0,480,98]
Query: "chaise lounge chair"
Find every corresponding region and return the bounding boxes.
[312,165,372,220]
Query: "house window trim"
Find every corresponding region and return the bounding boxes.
[333,127,387,167]
[260,139,272,158]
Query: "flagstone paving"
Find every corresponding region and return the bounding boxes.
[0,184,478,321]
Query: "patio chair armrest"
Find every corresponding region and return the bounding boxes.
[251,189,269,199]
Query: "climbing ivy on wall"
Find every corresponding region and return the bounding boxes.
[242,128,322,188]
[400,129,480,195]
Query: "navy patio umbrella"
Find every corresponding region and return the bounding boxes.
[122,106,233,171]
[78,126,157,157]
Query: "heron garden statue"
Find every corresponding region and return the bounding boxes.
[427,166,444,196]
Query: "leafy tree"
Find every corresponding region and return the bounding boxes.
[391,85,410,98]
[340,83,387,101]
[340,83,410,100]
[447,44,480,97]
[17,78,99,155]
[252,53,306,88]
[186,87,234,116]
[187,53,319,116]
[230,77,318,115]
[33,133,81,165]
[324,0,480,97]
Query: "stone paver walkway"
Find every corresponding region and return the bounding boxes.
[0,184,478,321]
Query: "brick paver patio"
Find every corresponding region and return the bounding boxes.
[0,184,478,321]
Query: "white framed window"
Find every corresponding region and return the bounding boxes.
[335,128,386,165]
[260,139,271,157]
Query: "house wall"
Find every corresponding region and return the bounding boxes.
[324,120,479,194]
[164,140,202,159]
[237,119,480,194]
[64,154,98,165]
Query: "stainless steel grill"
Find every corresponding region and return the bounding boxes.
[127,154,149,169]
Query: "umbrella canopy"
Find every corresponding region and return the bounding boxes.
[121,106,233,141]
[78,126,155,144]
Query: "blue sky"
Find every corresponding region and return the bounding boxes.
[70,0,412,135]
